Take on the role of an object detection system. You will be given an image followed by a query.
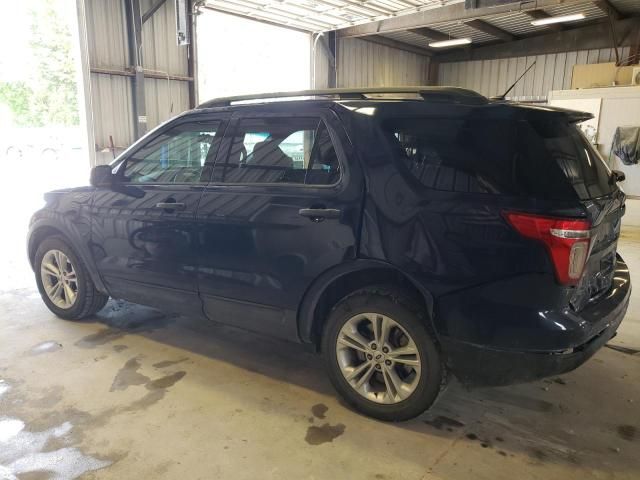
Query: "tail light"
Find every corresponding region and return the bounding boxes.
[504,211,592,286]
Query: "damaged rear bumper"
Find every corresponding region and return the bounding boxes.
[440,256,631,386]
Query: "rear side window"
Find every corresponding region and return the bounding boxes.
[384,113,613,200]
[214,117,340,186]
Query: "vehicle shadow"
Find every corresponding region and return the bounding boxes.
[83,299,640,476]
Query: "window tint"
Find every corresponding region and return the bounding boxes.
[525,115,614,200]
[383,114,608,200]
[122,121,222,184]
[215,117,340,185]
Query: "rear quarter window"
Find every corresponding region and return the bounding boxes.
[524,114,614,200]
[383,112,612,200]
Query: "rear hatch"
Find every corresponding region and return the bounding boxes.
[377,103,624,309]
[521,109,625,311]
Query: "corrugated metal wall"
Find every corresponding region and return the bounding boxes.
[338,38,430,87]
[313,37,430,88]
[84,0,191,164]
[312,36,331,89]
[438,47,631,101]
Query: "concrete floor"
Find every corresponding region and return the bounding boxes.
[1,203,639,480]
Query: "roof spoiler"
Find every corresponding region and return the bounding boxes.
[566,110,594,124]
[547,105,594,123]
[197,87,488,108]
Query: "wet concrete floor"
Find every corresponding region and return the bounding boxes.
[1,202,640,479]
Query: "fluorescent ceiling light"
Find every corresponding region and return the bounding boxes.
[530,13,585,26]
[428,38,472,48]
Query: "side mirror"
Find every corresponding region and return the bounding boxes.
[90,165,114,187]
[612,170,626,184]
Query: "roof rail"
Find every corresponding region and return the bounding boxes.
[197,87,487,109]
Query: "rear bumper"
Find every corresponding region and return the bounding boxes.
[440,255,631,386]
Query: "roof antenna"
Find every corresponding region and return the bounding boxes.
[492,61,536,101]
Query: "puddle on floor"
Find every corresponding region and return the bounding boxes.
[0,380,9,398]
[29,341,63,355]
[0,380,111,480]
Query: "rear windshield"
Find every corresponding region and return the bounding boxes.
[383,111,614,200]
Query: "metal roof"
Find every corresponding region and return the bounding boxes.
[378,0,639,49]
[203,0,465,32]
[204,0,640,46]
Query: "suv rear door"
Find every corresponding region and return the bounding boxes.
[196,106,363,340]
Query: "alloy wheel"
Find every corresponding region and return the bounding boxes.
[40,249,78,309]
[336,312,422,404]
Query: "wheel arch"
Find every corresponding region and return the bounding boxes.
[297,259,437,348]
[27,221,108,295]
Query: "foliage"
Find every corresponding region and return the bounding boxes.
[0,82,34,125]
[0,0,79,127]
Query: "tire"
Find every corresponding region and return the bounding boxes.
[322,286,443,421]
[34,236,109,320]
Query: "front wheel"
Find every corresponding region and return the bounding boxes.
[34,236,109,320]
[322,287,443,421]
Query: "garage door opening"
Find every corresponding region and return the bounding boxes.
[0,0,88,291]
[197,10,311,101]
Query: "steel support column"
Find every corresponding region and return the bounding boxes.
[187,0,197,107]
[125,0,147,139]
[327,31,337,88]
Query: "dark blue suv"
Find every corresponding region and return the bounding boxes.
[28,87,631,421]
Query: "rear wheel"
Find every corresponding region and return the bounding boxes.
[35,236,108,320]
[322,287,443,421]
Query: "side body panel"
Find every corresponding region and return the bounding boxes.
[88,113,229,317]
[90,184,205,317]
[334,102,605,352]
[28,188,105,292]
[196,104,364,340]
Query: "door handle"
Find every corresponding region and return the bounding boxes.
[155,202,186,211]
[298,208,341,222]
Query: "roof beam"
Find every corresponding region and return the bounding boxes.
[522,10,563,32]
[202,5,309,33]
[361,35,433,57]
[436,16,640,62]
[336,0,590,37]
[142,0,168,24]
[593,0,623,21]
[408,27,449,42]
[464,19,516,42]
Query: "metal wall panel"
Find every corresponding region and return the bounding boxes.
[438,47,632,101]
[140,0,189,75]
[312,35,331,88]
[145,77,190,129]
[336,37,430,87]
[84,0,191,163]
[90,73,134,153]
[86,0,129,69]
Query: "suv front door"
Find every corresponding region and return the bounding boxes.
[196,108,363,339]
[90,114,227,316]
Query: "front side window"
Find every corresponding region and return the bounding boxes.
[214,117,340,185]
[121,121,222,184]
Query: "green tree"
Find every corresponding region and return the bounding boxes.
[0,81,35,125]
[0,0,78,127]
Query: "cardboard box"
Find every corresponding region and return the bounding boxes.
[571,62,637,89]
